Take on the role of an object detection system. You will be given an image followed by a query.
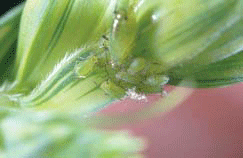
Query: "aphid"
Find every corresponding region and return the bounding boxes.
[75,55,98,78]
[127,57,146,74]
[110,2,137,63]
[99,34,110,51]
[112,10,127,34]
[100,80,125,99]
[142,75,170,94]
[144,75,169,87]
[116,71,137,83]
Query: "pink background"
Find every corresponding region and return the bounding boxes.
[102,83,243,158]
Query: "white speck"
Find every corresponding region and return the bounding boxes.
[125,87,147,101]
[151,11,161,23]
[152,14,158,21]
[78,75,86,79]
[116,14,122,19]
[110,60,115,68]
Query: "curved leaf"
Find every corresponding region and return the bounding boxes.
[168,51,243,87]
[0,3,24,60]
[136,0,243,87]
[0,3,24,83]
[15,0,116,91]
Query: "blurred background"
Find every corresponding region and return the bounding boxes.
[1,0,24,15]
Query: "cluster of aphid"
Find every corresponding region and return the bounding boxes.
[75,2,169,100]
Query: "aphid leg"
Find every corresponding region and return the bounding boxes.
[102,35,109,41]
[92,81,98,87]
[160,85,168,97]
[103,46,109,51]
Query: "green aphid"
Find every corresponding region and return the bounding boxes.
[110,0,137,63]
[146,63,164,75]
[116,71,142,84]
[100,81,126,99]
[127,57,146,74]
[144,75,170,87]
[137,75,169,93]
[99,35,110,51]
[76,56,98,78]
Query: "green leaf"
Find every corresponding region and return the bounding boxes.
[162,0,243,87]
[0,3,24,83]
[133,0,243,87]
[0,3,24,60]
[17,48,115,113]
[168,51,243,87]
[15,0,115,91]
[0,41,17,84]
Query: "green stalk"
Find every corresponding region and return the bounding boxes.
[18,47,115,114]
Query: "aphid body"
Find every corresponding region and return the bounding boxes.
[76,55,98,78]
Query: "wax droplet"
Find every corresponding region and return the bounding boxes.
[125,87,147,101]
